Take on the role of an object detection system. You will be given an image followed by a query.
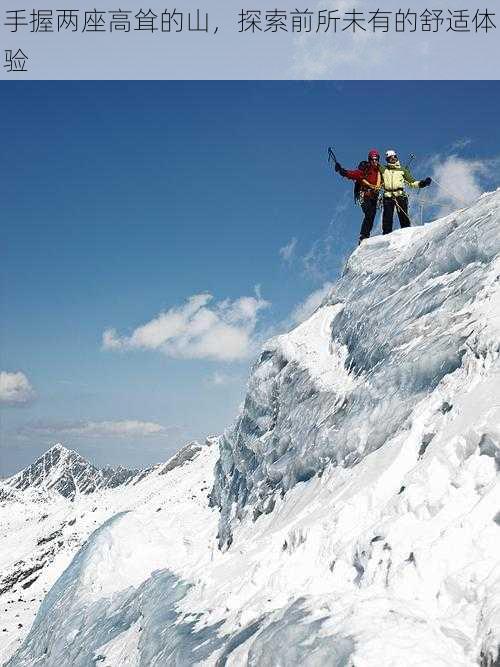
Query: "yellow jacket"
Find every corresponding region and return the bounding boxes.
[379,161,420,198]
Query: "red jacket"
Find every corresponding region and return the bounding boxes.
[344,164,380,187]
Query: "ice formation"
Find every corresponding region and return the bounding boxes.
[211,190,500,549]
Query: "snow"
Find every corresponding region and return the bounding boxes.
[2,190,500,666]
[0,442,210,663]
[4,443,139,499]
[212,189,500,548]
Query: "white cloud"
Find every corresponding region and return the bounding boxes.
[20,420,172,439]
[209,371,233,386]
[291,0,386,77]
[103,290,270,362]
[449,138,473,151]
[207,370,247,387]
[76,421,167,437]
[211,372,227,386]
[290,282,335,325]
[429,155,490,216]
[0,371,35,405]
[279,237,298,264]
[301,194,352,281]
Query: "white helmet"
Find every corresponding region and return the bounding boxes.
[385,149,397,159]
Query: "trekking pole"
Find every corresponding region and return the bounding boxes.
[406,153,416,170]
[409,190,425,226]
[378,195,384,234]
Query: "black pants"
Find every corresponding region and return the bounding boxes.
[382,195,411,234]
[359,196,378,241]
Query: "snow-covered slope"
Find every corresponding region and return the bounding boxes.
[211,190,500,548]
[0,441,210,664]
[2,191,500,667]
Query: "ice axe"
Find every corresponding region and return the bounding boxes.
[327,147,339,169]
[406,152,416,169]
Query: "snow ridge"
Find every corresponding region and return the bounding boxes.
[211,190,500,548]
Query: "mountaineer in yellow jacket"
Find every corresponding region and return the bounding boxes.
[380,149,431,234]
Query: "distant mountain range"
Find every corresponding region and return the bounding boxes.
[3,444,140,499]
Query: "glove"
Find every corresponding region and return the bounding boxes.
[334,162,342,173]
[419,177,432,188]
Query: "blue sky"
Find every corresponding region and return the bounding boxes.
[1,81,500,476]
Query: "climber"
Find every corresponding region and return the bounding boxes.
[334,149,382,244]
[379,149,431,234]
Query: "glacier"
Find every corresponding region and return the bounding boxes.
[211,190,500,548]
[2,190,500,667]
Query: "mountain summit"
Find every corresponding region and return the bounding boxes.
[4,191,500,667]
[5,443,138,499]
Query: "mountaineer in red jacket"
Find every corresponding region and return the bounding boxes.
[335,149,382,243]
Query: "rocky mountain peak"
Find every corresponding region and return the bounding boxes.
[5,444,139,500]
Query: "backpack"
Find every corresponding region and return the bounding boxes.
[354,161,369,204]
